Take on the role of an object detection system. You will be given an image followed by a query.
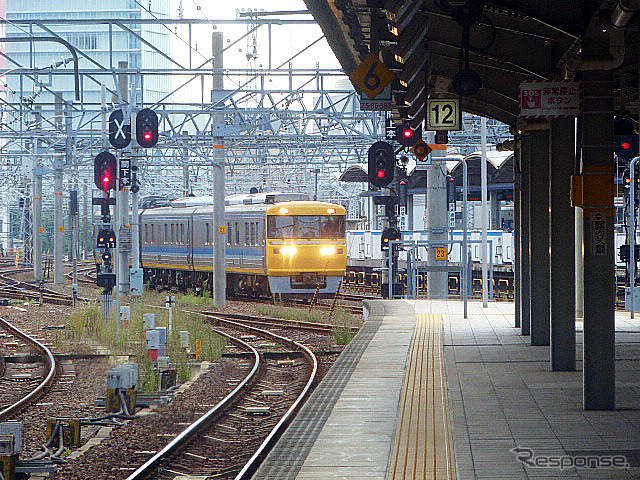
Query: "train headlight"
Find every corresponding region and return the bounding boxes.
[281,245,297,256]
[320,245,336,256]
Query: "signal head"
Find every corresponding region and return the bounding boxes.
[136,108,159,148]
[93,151,117,191]
[368,141,395,188]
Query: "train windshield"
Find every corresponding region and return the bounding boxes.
[267,215,345,239]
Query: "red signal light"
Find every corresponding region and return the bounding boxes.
[377,170,386,179]
[143,131,152,141]
[403,128,413,139]
[623,141,631,150]
[102,175,110,185]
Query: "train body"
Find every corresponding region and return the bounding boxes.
[344,228,634,299]
[139,199,347,297]
[347,229,515,265]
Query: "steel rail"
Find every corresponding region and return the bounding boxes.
[0,317,56,421]
[124,327,261,480]
[201,310,359,333]
[205,315,318,480]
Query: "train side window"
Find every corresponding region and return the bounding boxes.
[164,224,168,244]
[245,223,251,245]
[235,223,240,245]
[250,222,255,246]
[144,224,148,245]
[151,224,154,245]
[180,224,184,244]
[227,223,232,245]
[205,223,210,246]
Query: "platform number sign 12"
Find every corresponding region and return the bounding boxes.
[427,98,461,131]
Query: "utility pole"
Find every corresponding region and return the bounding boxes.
[33,107,43,282]
[212,31,226,308]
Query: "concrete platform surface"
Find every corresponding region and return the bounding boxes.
[253,298,640,480]
[431,299,640,479]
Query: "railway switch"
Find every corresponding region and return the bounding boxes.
[45,418,81,448]
[106,388,137,414]
[0,423,22,454]
[0,453,17,480]
[0,422,22,480]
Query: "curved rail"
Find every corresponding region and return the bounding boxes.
[0,317,57,421]
[124,327,261,480]
[226,315,318,480]
[125,313,318,480]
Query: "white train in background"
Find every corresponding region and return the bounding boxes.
[347,229,515,267]
[348,229,631,267]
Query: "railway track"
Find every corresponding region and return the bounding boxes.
[125,312,318,480]
[0,316,57,421]
[0,268,90,306]
[201,310,359,334]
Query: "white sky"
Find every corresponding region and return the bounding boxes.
[167,0,344,102]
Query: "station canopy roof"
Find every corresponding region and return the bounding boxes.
[304,0,638,127]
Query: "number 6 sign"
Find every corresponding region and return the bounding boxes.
[427,98,461,131]
[350,54,395,100]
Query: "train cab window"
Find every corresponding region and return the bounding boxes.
[267,216,294,238]
[267,215,345,239]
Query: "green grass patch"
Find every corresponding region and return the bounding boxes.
[256,303,362,346]
[59,291,226,392]
[256,304,327,323]
[331,308,362,345]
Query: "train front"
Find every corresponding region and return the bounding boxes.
[265,201,347,298]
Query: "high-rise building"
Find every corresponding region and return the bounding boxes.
[5,0,171,108]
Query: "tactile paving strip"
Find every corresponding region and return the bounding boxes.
[387,313,457,480]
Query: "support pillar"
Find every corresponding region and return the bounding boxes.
[575,208,584,318]
[519,134,531,335]
[427,135,448,297]
[529,129,550,346]
[581,69,615,410]
[514,139,521,328]
[549,118,576,370]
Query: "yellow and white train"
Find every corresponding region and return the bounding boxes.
[139,195,347,297]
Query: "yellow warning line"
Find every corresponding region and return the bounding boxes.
[388,313,456,480]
